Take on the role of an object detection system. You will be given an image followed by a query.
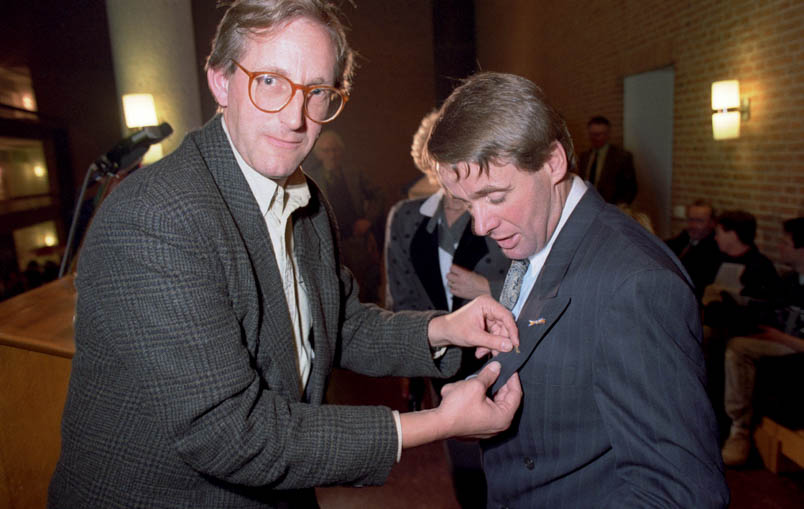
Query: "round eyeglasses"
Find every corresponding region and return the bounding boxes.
[232,60,348,124]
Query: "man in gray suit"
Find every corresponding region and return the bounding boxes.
[48,2,522,507]
[428,72,729,508]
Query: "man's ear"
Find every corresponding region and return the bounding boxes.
[544,141,568,184]
[207,67,230,108]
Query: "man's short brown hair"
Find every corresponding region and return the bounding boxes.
[427,72,576,177]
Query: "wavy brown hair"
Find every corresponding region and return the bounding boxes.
[205,0,354,93]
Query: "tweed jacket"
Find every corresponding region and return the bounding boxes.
[483,188,729,508]
[48,116,460,508]
[578,144,637,205]
[384,194,510,312]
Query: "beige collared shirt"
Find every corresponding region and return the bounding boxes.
[221,118,401,461]
[221,118,314,390]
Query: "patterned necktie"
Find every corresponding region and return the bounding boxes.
[500,259,530,310]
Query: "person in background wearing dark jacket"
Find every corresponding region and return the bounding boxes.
[577,115,637,205]
[721,217,804,466]
[666,200,722,300]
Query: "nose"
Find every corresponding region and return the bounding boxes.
[471,205,496,237]
[279,89,306,130]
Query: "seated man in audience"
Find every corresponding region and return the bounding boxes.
[666,200,721,300]
[721,217,804,466]
[703,210,781,334]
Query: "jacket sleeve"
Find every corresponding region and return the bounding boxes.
[593,269,729,508]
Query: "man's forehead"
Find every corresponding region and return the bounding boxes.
[243,19,335,80]
[688,205,712,218]
[438,161,513,192]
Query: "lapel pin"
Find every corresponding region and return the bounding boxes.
[528,318,546,327]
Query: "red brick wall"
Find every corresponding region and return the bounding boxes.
[475,0,804,263]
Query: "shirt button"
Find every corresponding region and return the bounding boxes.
[524,456,535,470]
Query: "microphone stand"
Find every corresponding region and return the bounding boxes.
[58,122,172,278]
[57,155,143,279]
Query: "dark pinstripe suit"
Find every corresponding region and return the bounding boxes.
[483,189,729,508]
[48,116,460,508]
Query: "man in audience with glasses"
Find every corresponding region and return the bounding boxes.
[48,2,522,508]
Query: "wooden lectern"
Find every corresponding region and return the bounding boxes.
[0,276,76,509]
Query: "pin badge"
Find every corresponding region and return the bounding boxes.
[528,318,546,327]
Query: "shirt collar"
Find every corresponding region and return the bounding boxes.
[221,116,310,217]
[419,189,444,217]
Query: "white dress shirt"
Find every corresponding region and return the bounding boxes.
[221,119,403,461]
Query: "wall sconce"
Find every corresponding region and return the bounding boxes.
[121,93,162,164]
[711,80,750,140]
[122,93,158,128]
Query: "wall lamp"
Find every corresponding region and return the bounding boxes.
[121,93,163,163]
[711,80,750,140]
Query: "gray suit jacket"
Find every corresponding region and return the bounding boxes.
[483,188,729,508]
[49,116,460,508]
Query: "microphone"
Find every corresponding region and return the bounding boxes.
[95,122,173,175]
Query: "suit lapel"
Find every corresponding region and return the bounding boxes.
[410,220,448,310]
[489,187,607,394]
[489,295,570,394]
[195,116,303,399]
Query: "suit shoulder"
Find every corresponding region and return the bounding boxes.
[591,207,687,277]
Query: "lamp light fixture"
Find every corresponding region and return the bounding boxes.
[121,93,163,164]
[122,93,158,128]
[711,80,750,140]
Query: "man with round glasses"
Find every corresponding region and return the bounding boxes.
[48,1,522,508]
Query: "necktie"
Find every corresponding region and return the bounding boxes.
[500,259,529,310]
[588,149,598,186]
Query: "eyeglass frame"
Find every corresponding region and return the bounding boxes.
[231,60,349,124]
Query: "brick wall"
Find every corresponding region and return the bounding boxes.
[476,0,804,263]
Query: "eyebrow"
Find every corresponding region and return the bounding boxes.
[469,184,512,199]
[256,65,331,86]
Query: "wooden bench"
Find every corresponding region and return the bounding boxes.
[754,417,804,473]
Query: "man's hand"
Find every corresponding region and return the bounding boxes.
[447,264,492,300]
[400,361,522,448]
[427,294,519,353]
[438,361,522,439]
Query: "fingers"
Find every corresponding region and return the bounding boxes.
[450,264,469,275]
[483,298,519,348]
[473,361,502,390]
[494,372,522,410]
